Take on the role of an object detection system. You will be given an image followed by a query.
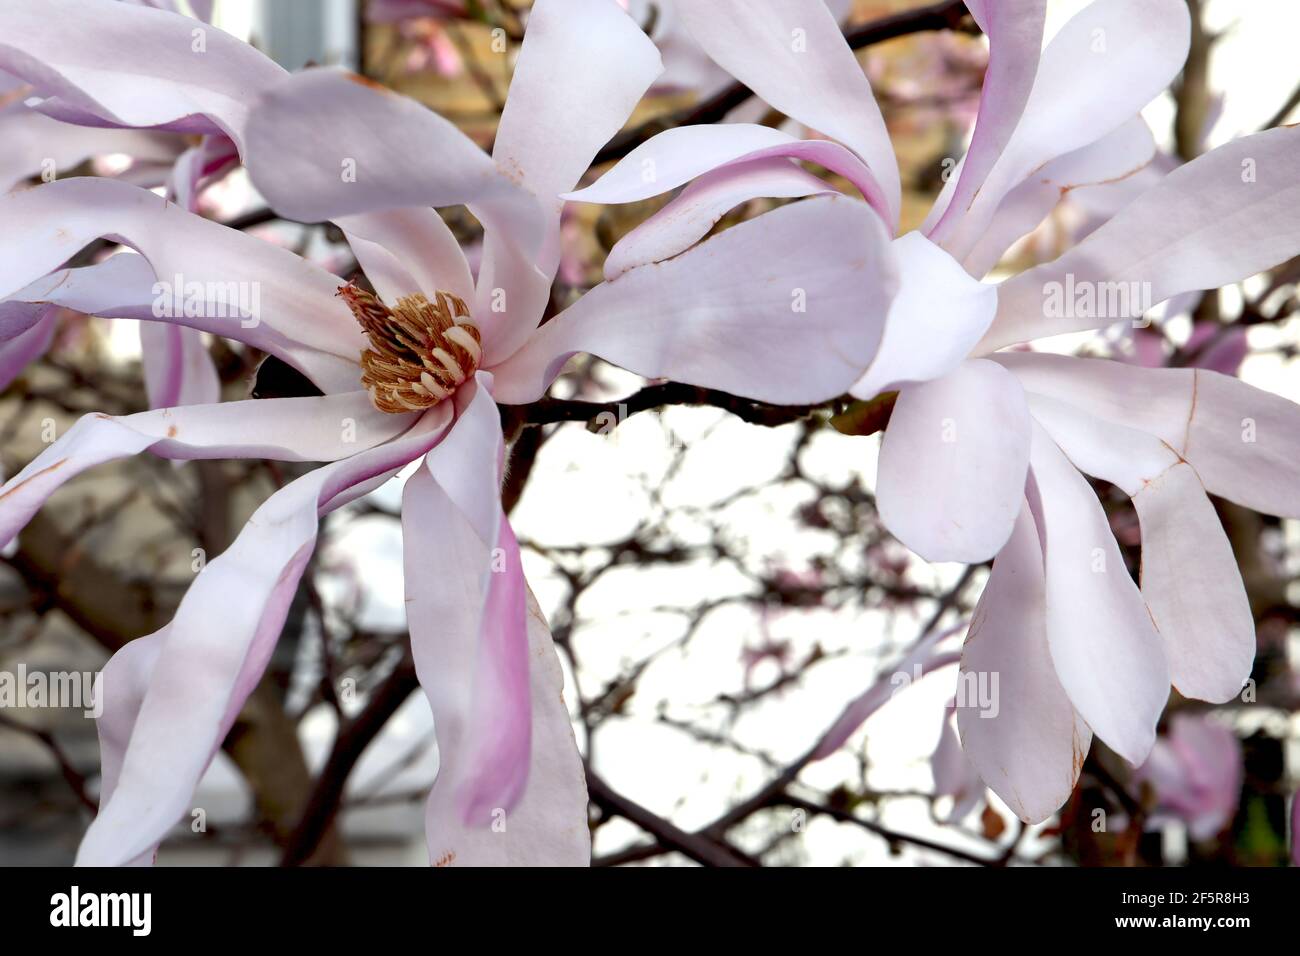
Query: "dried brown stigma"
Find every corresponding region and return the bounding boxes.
[338,283,483,414]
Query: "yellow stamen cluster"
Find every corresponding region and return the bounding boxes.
[338,284,483,414]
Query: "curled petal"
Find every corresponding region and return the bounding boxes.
[0,104,180,194]
[927,0,1047,249]
[0,393,413,549]
[568,125,890,226]
[140,324,220,409]
[403,383,586,864]
[0,0,286,151]
[78,408,454,866]
[0,178,364,392]
[1026,390,1254,702]
[0,306,58,391]
[602,156,834,280]
[1,253,160,343]
[675,0,899,226]
[1022,390,1179,497]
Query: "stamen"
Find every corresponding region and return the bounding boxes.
[429,347,465,384]
[338,283,483,414]
[444,325,482,365]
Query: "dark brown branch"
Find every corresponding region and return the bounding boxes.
[507,382,838,431]
[0,713,98,813]
[781,795,998,866]
[587,770,757,867]
[280,649,420,866]
[1262,80,1300,131]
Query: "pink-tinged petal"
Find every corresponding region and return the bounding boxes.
[0,392,413,549]
[941,0,1190,263]
[813,633,960,761]
[1137,714,1241,840]
[337,209,475,306]
[478,0,662,365]
[490,194,897,405]
[603,156,834,280]
[453,513,531,823]
[493,0,661,239]
[403,384,586,864]
[674,0,899,227]
[77,408,453,866]
[567,125,796,204]
[567,125,890,225]
[0,177,364,392]
[998,353,1300,519]
[1029,423,1169,766]
[0,299,45,342]
[984,125,1300,350]
[1,253,160,342]
[405,467,588,865]
[411,378,534,829]
[927,0,1047,248]
[850,232,997,398]
[0,0,286,152]
[1132,462,1254,703]
[931,702,983,822]
[877,359,1030,564]
[958,501,1091,823]
[1185,321,1248,376]
[423,374,504,547]
[140,324,219,409]
[0,104,181,194]
[961,115,1156,278]
[244,68,538,243]
[166,133,238,212]
[0,306,57,390]
[89,629,162,867]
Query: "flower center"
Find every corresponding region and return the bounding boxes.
[338,283,483,413]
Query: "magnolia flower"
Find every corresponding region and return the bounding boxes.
[566,0,1300,823]
[1135,713,1242,841]
[0,0,897,866]
[0,0,251,407]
